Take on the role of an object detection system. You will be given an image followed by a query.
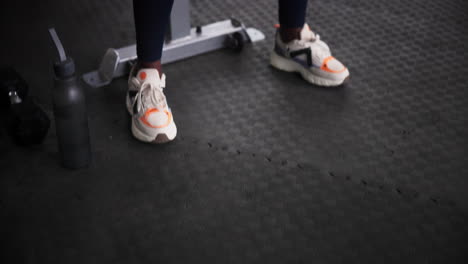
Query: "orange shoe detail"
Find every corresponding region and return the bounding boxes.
[140,108,172,129]
[139,71,147,80]
[320,56,347,74]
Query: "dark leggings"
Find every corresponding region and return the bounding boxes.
[133,0,308,62]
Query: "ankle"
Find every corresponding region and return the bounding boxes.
[137,60,163,78]
[279,27,302,43]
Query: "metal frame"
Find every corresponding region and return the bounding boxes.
[82,0,264,88]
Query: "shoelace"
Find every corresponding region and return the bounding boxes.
[295,30,331,64]
[133,75,167,114]
[301,28,320,43]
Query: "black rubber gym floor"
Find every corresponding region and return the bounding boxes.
[1,0,468,263]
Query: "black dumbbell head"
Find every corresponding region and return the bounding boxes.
[0,67,29,109]
[6,98,50,146]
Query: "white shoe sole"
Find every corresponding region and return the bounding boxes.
[126,94,177,144]
[270,52,349,87]
[131,118,177,144]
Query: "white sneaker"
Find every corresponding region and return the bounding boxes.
[126,67,177,143]
[270,24,350,86]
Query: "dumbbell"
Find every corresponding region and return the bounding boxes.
[1,67,50,146]
[1,67,28,109]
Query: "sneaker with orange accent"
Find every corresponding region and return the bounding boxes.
[270,24,350,87]
[126,67,177,143]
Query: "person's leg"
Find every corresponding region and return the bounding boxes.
[128,0,177,144]
[133,0,174,76]
[278,0,308,43]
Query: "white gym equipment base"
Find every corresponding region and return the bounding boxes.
[82,0,265,88]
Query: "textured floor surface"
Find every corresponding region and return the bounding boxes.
[1,0,468,263]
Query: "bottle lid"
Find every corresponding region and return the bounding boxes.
[54,57,75,78]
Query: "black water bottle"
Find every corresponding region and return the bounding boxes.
[49,28,91,169]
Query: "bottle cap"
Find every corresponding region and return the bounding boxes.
[54,57,75,78]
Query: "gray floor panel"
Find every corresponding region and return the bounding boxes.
[1,0,467,263]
